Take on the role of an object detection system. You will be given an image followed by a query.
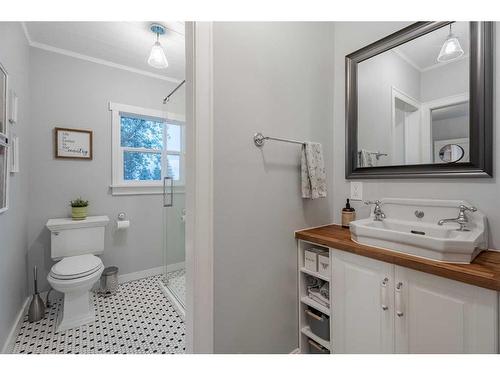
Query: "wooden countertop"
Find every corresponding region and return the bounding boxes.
[295,224,500,291]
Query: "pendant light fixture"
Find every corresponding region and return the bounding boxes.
[437,23,464,63]
[148,23,169,69]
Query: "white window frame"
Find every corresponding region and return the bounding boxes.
[109,102,185,196]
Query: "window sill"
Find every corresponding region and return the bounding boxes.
[110,184,185,196]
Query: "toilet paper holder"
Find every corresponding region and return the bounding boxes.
[116,212,130,230]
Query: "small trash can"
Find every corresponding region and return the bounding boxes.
[99,266,119,296]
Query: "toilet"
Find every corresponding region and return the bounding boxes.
[46,215,109,332]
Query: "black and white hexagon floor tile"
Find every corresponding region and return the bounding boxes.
[12,275,185,354]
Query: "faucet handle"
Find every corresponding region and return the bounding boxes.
[459,204,477,213]
[365,200,382,206]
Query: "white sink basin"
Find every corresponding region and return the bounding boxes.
[350,198,488,264]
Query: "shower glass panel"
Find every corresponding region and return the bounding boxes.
[162,185,186,309]
[160,82,186,315]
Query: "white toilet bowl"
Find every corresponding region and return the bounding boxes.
[47,254,104,332]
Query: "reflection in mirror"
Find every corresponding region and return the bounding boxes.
[438,144,465,163]
[432,102,469,163]
[357,22,470,168]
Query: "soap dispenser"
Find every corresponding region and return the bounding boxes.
[342,199,356,228]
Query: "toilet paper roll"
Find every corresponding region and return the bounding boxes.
[116,220,130,230]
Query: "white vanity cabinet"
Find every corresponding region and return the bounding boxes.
[331,249,394,353]
[330,249,498,354]
[394,266,497,353]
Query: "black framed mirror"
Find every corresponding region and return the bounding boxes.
[346,22,493,179]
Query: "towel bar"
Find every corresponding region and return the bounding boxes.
[254,132,306,147]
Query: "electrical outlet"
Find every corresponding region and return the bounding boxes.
[350,182,363,201]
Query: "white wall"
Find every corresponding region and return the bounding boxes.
[0,22,31,351]
[420,58,469,102]
[212,22,335,353]
[432,115,469,141]
[333,22,500,249]
[28,48,185,292]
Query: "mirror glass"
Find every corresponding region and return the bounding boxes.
[0,66,5,134]
[357,22,470,168]
[0,144,6,209]
[0,64,7,211]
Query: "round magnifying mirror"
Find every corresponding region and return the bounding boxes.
[439,144,465,163]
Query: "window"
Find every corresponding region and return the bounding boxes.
[110,103,185,195]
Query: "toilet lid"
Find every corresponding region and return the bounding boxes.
[51,254,103,280]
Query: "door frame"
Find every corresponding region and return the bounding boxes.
[391,86,421,165]
[184,21,214,353]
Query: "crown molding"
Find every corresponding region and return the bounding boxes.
[21,22,32,44]
[392,46,469,74]
[392,48,422,72]
[420,54,468,72]
[22,22,181,84]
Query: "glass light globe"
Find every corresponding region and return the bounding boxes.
[148,41,169,69]
[437,34,464,62]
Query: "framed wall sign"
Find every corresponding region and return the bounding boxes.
[54,127,93,160]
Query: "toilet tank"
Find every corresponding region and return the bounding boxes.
[46,216,110,259]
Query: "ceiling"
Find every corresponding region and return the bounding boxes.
[395,22,469,72]
[432,102,469,121]
[24,22,185,81]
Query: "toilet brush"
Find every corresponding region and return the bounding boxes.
[28,266,45,323]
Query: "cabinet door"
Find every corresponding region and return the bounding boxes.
[331,249,394,353]
[395,266,498,354]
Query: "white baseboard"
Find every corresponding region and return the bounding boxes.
[166,261,185,273]
[2,297,30,354]
[290,348,301,354]
[117,262,185,284]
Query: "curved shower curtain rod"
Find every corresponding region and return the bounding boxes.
[163,79,186,104]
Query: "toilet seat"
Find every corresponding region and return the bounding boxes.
[50,254,103,280]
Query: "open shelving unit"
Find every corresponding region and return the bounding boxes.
[297,240,333,354]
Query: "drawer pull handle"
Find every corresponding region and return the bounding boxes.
[395,282,404,317]
[381,277,389,311]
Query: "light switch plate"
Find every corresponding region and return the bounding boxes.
[350,182,363,201]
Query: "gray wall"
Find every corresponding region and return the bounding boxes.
[358,50,421,165]
[0,23,31,350]
[333,22,500,249]
[212,22,335,353]
[28,48,185,292]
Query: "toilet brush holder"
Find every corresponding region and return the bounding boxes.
[28,266,45,323]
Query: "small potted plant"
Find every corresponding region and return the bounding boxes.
[70,197,89,220]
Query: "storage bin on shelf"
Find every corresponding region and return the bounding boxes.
[308,339,330,354]
[305,307,330,341]
[317,252,330,277]
[304,248,328,272]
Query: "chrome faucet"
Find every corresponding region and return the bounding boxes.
[365,200,386,221]
[437,204,477,231]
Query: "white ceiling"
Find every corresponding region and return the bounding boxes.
[432,102,469,121]
[395,22,469,72]
[24,22,185,81]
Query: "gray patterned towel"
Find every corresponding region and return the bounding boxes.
[301,142,327,199]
